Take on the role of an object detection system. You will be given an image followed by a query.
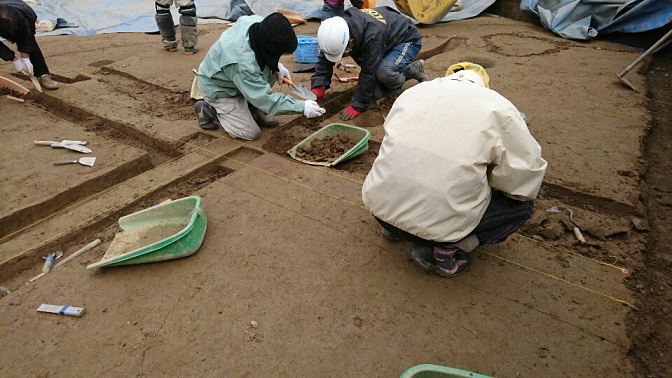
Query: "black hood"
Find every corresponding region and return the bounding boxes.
[248,12,298,72]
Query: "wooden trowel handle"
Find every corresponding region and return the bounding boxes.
[34,140,56,146]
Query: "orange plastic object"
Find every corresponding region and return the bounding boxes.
[0,75,30,94]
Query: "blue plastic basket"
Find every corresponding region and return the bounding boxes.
[293,35,320,63]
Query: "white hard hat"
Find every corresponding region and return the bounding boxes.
[317,16,349,63]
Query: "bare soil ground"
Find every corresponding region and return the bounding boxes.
[0,16,670,377]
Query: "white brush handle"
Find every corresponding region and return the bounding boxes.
[53,239,102,270]
[34,140,56,146]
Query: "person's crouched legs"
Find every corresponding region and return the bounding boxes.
[205,96,261,140]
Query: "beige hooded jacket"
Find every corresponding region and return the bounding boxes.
[362,71,548,242]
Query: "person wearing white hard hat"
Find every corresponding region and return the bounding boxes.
[194,12,326,140]
[310,6,427,121]
[362,63,547,278]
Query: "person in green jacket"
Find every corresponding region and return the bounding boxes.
[194,12,325,140]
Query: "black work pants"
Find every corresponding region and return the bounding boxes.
[376,189,534,247]
[25,40,49,77]
[16,23,49,77]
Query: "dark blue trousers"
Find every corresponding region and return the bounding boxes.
[376,189,534,247]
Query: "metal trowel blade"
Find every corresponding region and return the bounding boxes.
[79,157,96,166]
[291,83,317,101]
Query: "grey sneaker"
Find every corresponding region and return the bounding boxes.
[38,74,59,90]
[184,46,199,55]
[409,244,436,271]
[403,60,428,83]
[410,244,471,277]
[163,39,178,52]
[194,100,219,130]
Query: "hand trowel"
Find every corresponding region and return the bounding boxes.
[281,77,317,101]
[34,140,91,153]
[53,157,96,167]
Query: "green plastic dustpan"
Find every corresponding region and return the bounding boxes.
[87,196,207,269]
[287,123,370,167]
[400,364,492,378]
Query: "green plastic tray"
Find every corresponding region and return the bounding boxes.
[287,123,371,167]
[87,196,207,269]
[400,364,492,378]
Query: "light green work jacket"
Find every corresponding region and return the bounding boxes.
[197,15,304,115]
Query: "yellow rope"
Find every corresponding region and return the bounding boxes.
[479,249,638,310]
[511,233,630,274]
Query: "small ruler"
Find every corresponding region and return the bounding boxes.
[36,304,85,317]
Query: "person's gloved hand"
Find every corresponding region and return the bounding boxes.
[20,57,33,75]
[340,105,361,121]
[311,86,326,102]
[20,58,33,75]
[277,63,291,84]
[12,58,28,73]
[304,100,326,118]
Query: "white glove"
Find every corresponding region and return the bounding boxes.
[277,63,291,84]
[12,59,26,73]
[304,100,326,118]
[19,57,33,75]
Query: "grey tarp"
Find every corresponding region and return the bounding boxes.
[520,0,672,40]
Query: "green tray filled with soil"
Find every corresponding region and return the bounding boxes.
[87,196,207,269]
[287,123,371,167]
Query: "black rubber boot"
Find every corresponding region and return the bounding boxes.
[155,9,178,51]
[194,100,219,130]
[249,105,279,128]
[403,60,428,83]
[179,15,198,54]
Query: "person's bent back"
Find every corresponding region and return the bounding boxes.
[362,62,547,278]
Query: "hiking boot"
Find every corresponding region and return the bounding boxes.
[382,227,400,242]
[194,100,219,130]
[184,46,199,55]
[403,60,428,83]
[409,244,436,271]
[249,105,279,127]
[180,14,199,55]
[433,246,470,278]
[38,74,59,90]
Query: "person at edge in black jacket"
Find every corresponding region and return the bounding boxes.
[0,0,59,89]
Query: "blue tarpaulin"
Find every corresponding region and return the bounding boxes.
[520,0,672,40]
[31,0,496,36]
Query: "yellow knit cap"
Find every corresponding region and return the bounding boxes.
[446,62,490,88]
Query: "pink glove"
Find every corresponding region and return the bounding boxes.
[311,86,326,102]
[340,105,361,121]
